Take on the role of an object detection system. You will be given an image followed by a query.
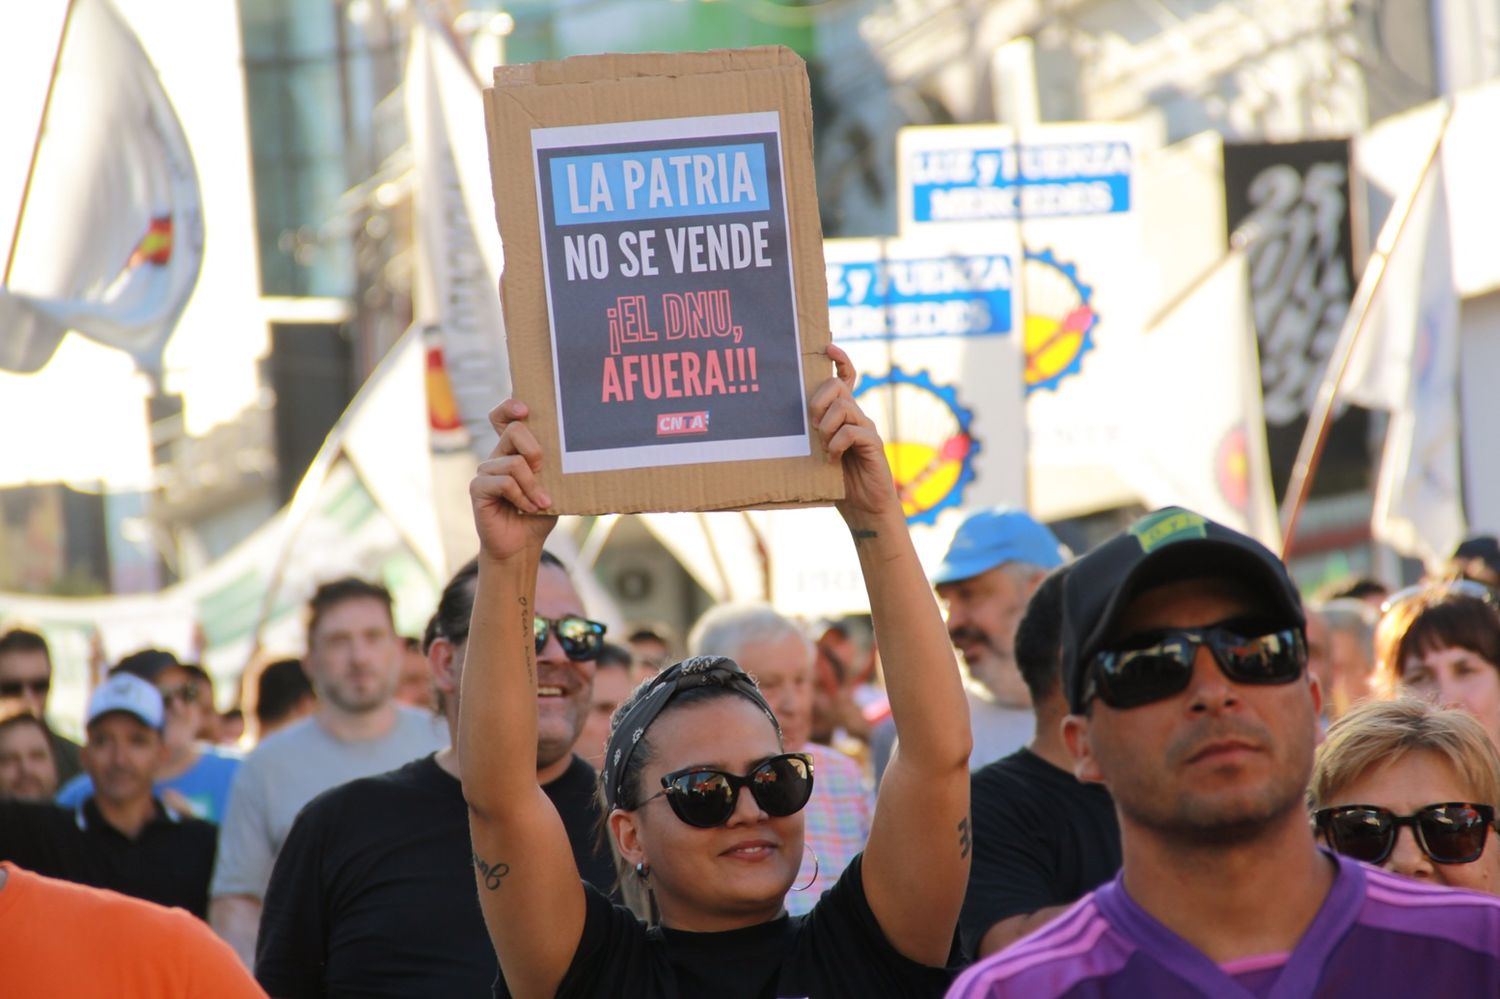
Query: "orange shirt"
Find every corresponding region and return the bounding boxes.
[0,862,266,998]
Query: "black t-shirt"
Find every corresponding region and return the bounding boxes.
[256,753,614,999]
[520,854,953,999]
[0,797,216,916]
[959,747,1121,958]
[48,729,83,785]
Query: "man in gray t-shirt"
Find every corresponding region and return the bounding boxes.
[209,578,445,965]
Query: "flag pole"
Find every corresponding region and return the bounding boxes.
[4,0,79,287]
[1277,102,1455,558]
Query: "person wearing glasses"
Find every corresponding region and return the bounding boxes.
[255,557,616,998]
[1374,580,1500,751]
[1311,697,1500,895]
[0,628,83,784]
[461,346,970,998]
[950,507,1500,998]
[57,650,241,822]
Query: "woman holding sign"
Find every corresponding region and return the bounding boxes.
[460,346,969,998]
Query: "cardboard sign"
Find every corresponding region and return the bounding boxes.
[484,48,842,515]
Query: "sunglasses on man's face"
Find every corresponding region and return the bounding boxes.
[0,678,50,699]
[533,615,607,662]
[1315,802,1498,865]
[646,752,815,829]
[1084,624,1306,709]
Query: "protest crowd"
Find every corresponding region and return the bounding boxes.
[6,5,1500,997]
[5,340,1500,996]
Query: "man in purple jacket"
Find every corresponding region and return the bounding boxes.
[950,508,1500,998]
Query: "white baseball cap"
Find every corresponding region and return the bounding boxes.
[85,672,164,731]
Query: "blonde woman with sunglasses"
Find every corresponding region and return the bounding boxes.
[459,346,970,999]
[1311,698,1500,895]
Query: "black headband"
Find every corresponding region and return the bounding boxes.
[600,655,779,814]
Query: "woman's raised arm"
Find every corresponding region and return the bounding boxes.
[812,346,972,967]
[459,399,588,999]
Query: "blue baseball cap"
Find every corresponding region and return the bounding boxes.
[932,506,1067,586]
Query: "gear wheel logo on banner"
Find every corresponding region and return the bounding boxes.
[853,367,978,526]
[1023,248,1098,394]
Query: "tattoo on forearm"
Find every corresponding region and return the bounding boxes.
[958,816,972,860]
[519,595,534,685]
[851,528,878,544]
[474,852,511,891]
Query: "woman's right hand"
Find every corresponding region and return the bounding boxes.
[469,399,558,562]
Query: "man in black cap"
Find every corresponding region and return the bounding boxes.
[951,507,1500,997]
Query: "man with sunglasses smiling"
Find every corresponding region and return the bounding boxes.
[950,507,1500,998]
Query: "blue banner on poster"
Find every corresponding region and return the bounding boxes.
[906,140,1132,224]
[826,252,1015,340]
[547,143,771,225]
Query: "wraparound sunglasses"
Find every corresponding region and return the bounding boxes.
[644,752,815,828]
[533,615,607,661]
[1084,625,1306,709]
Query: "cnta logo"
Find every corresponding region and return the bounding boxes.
[1023,248,1097,394]
[853,368,977,527]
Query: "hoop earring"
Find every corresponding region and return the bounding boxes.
[792,845,820,892]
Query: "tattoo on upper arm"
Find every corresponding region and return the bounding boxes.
[958,816,972,860]
[474,852,511,891]
[851,528,878,544]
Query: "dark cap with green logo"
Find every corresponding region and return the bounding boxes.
[1061,507,1305,713]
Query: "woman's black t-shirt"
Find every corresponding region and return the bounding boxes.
[513,854,954,999]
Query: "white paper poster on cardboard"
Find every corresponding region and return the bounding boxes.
[530,111,810,474]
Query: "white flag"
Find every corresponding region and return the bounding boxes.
[1343,149,1464,564]
[405,13,510,459]
[0,0,203,374]
[1115,253,1280,548]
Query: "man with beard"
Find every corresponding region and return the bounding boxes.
[210,578,446,965]
[0,709,59,801]
[876,507,1065,778]
[950,508,1500,997]
[255,555,613,997]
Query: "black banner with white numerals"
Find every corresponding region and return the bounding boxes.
[1224,140,1369,499]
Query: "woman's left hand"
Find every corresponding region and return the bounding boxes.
[810,344,900,523]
